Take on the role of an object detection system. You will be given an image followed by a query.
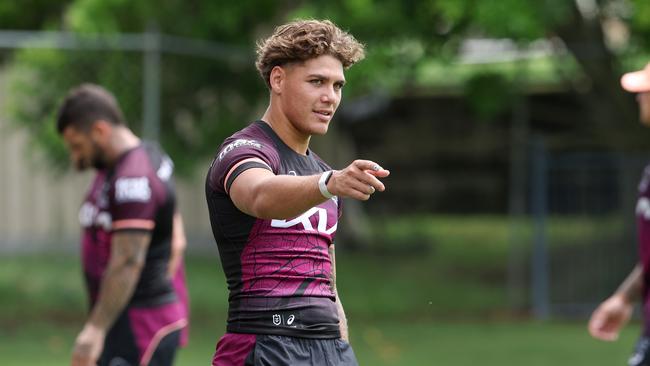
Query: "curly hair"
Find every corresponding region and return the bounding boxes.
[255,19,365,89]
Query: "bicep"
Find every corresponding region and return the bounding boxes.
[110,231,151,267]
[229,168,276,216]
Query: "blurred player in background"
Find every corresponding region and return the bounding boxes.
[56,84,188,366]
[589,63,650,366]
[205,19,389,365]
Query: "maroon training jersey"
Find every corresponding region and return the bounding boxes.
[79,143,177,307]
[205,121,341,338]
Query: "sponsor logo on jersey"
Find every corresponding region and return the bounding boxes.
[641,167,650,193]
[218,139,262,161]
[638,197,650,220]
[79,202,97,227]
[287,314,296,326]
[79,202,112,230]
[115,177,151,203]
[157,156,174,181]
[271,206,337,234]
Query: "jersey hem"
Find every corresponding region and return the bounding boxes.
[226,325,341,339]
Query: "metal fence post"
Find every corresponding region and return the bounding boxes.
[530,136,550,319]
[142,29,161,142]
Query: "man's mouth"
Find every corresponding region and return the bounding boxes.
[314,110,332,117]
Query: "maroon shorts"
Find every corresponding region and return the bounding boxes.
[212,333,358,366]
[99,301,187,366]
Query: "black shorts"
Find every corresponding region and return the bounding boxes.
[629,336,650,366]
[213,333,358,366]
[98,302,186,366]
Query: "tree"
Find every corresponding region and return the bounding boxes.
[8,0,650,174]
[4,0,300,175]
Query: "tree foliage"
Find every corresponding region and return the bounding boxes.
[5,0,650,174]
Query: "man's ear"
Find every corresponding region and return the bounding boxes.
[269,66,285,94]
[89,120,112,141]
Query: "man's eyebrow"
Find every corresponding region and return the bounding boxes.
[306,73,346,83]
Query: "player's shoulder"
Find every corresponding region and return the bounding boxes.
[217,121,278,162]
[114,145,155,177]
[109,146,160,205]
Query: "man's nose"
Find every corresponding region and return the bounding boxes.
[321,87,337,103]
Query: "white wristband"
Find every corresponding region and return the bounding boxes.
[318,171,334,199]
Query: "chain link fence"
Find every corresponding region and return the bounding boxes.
[527,140,644,318]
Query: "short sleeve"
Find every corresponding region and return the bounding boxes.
[110,175,158,232]
[208,137,279,195]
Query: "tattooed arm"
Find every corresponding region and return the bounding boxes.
[71,231,151,366]
[588,263,643,341]
[168,212,187,279]
[330,244,349,342]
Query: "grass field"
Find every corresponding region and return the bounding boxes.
[0,215,641,365]
[0,317,639,365]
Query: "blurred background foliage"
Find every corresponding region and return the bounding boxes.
[5,0,650,174]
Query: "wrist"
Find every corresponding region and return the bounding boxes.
[318,171,335,199]
[83,321,107,336]
[612,291,634,306]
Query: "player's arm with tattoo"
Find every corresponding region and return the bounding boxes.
[588,263,643,341]
[71,231,151,366]
[615,263,644,303]
[329,244,349,342]
[168,212,186,278]
[90,231,150,327]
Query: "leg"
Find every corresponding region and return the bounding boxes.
[630,336,650,366]
[98,311,139,366]
[147,329,181,366]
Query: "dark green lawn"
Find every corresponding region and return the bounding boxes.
[0,215,640,365]
[0,317,639,365]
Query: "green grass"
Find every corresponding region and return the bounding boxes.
[0,214,641,365]
[0,318,641,365]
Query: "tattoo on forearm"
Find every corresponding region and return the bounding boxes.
[90,232,150,329]
[617,264,643,302]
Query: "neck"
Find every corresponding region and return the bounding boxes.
[261,103,310,155]
[105,126,141,166]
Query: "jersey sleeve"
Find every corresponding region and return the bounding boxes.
[109,174,159,232]
[208,137,279,195]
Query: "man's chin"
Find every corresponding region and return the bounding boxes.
[311,123,330,135]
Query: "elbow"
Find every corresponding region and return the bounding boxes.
[247,190,293,220]
[249,199,287,220]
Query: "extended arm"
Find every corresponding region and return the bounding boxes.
[71,231,151,366]
[588,263,643,341]
[229,159,390,219]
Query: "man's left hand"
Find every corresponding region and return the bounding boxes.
[71,323,105,366]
